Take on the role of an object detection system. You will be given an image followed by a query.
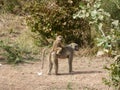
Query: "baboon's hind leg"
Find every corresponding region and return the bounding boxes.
[54,58,58,75]
[48,61,53,75]
[48,53,53,75]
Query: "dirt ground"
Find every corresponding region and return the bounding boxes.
[0,56,113,90]
[0,14,114,90]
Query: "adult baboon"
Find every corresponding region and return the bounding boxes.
[46,43,79,75]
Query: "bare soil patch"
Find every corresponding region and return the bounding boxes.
[0,56,113,90]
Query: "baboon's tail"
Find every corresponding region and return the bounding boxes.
[37,48,47,76]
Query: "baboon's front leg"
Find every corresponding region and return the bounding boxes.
[68,55,73,73]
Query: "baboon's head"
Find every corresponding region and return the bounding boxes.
[69,43,79,51]
[56,35,63,41]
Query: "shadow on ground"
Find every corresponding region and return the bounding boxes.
[58,70,102,75]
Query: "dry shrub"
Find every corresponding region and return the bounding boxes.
[77,47,98,57]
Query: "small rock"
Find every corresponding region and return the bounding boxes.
[96,50,105,57]
[37,72,42,76]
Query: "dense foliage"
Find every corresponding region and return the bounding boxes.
[25,0,91,47]
[74,0,120,55]
[102,0,120,20]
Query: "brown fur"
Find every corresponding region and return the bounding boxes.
[51,35,64,54]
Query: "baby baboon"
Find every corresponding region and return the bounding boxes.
[52,35,64,55]
[40,35,63,71]
[48,43,79,75]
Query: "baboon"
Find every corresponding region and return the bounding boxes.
[48,43,79,75]
[52,35,64,55]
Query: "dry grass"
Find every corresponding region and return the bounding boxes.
[0,14,27,39]
[0,14,41,62]
[77,47,98,57]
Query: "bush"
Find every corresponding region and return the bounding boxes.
[102,0,120,20]
[0,40,22,64]
[15,31,41,57]
[25,0,91,47]
[74,0,120,55]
